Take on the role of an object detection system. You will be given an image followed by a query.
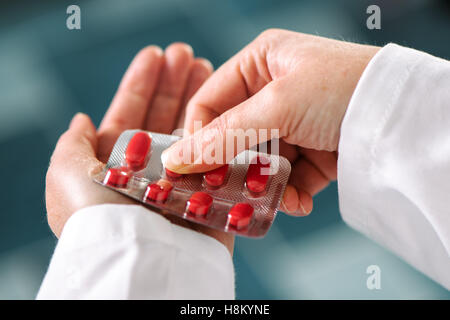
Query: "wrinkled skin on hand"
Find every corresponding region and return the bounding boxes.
[162,29,380,216]
[45,43,234,254]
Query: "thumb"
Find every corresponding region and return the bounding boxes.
[53,113,98,161]
[162,82,285,174]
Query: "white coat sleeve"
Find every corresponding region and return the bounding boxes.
[338,43,450,289]
[36,204,235,299]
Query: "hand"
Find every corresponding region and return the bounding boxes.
[162,29,380,216]
[46,43,234,254]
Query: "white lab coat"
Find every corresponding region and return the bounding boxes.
[37,43,450,299]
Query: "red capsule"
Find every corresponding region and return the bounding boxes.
[246,156,271,194]
[103,168,130,188]
[204,164,229,187]
[144,180,173,202]
[228,203,254,229]
[165,168,182,179]
[187,192,213,216]
[125,132,152,171]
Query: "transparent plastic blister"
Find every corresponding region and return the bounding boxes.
[92,130,291,238]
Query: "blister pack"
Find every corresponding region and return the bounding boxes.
[93,130,291,238]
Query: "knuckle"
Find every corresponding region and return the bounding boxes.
[108,117,129,132]
[186,102,220,127]
[207,114,230,144]
[264,80,283,104]
[261,81,290,134]
[211,113,229,131]
[211,111,236,135]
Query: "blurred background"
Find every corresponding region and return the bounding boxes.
[0,0,449,299]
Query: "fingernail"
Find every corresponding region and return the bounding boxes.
[298,200,307,215]
[161,149,170,167]
[297,192,311,216]
[161,144,190,173]
[281,185,298,213]
[280,198,290,213]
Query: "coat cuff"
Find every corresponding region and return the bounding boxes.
[38,204,234,299]
[337,43,422,237]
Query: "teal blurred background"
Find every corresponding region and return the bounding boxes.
[0,0,449,299]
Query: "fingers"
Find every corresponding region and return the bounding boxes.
[97,46,164,162]
[162,80,286,174]
[281,184,313,216]
[281,155,330,217]
[279,155,331,216]
[290,157,331,196]
[144,43,194,133]
[280,149,336,216]
[176,58,213,129]
[299,148,337,181]
[277,139,299,162]
[53,113,98,161]
[183,46,271,134]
